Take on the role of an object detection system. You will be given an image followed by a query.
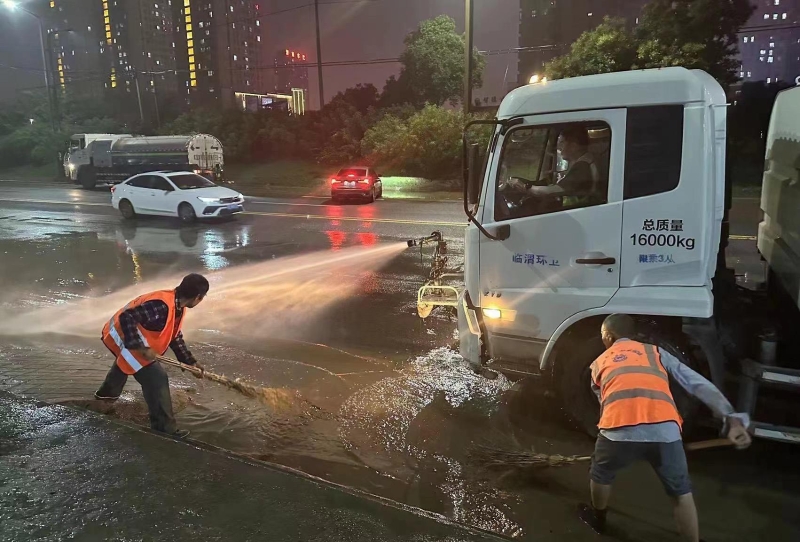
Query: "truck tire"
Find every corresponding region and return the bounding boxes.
[557,324,704,437]
[78,166,97,190]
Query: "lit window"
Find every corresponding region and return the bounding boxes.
[208,70,213,76]
[747,71,752,77]
[190,72,196,79]
[764,13,770,19]
[50,1,55,7]
[187,40,193,47]
[185,15,191,23]
[184,0,189,5]
[229,5,233,11]
[233,54,237,60]
[147,52,151,57]
[769,50,773,56]
[187,31,193,39]
[257,36,260,42]
[773,13,778,19]
[256,20,259,26]
[768,57,774,63]
[187,47,194,55]
[751,36,755,41]
[770,42,775,47]
[185,23,191,31]
[782,13,787,19]
[761,49,766,54]
[587,12,592,16]
[775,0,780,4]
[740,71,744,77]
[760,56,765,61]
[191,80,197,87]
[188,55,195,63]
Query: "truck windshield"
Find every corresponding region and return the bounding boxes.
[170,174,216,189]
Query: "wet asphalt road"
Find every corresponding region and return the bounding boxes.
[1,181,798,541]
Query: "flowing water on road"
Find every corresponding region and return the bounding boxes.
[0,237,529,537]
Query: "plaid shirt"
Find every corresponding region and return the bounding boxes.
[118,297,196,365]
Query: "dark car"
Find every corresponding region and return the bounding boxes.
[330,167,383,203]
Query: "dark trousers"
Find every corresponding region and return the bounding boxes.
[96,361,177,434]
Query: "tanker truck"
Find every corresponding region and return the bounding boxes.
[414,67,800,444]
[65,133,224,189]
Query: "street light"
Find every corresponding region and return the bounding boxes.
[2,0,61,176]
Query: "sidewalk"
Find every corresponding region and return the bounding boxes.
[0,390,500,542]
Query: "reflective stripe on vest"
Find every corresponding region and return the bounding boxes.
[101,290,183,375]
[591,340,682,430]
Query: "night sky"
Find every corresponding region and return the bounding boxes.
[0,0,519,108]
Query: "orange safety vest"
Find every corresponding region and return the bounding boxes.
[590,339,682,431]
[101,289,185,375]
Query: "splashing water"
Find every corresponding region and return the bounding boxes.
[0,242,408,341]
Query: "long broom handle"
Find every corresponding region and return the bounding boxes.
[684,438,734,451]
[157,355,204,374]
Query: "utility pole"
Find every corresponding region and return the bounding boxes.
[133,74,145,126]
[152,76,161,128]
[463,0,474,115]
[314,0,325,108]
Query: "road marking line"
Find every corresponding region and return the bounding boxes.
[248,200,329,208]
[0,197,108,207]
[0,197,466,227]
[242,210,465,227]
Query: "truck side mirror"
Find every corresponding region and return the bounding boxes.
[466,143,481,206]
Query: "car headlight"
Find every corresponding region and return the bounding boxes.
[197,197,219,203]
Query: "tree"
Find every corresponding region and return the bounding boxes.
[381,15,486,107]
[328,83,380,114]
[544,1,754,87]
[544,18,638,80]
[362,105,468,179]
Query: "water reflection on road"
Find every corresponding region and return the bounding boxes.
[0,211,533,535]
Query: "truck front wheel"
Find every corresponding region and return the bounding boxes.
[556,326,704,437]
[78,166,97,190]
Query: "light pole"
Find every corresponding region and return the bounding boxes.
[3,1,56,131]
[463,0,474,114]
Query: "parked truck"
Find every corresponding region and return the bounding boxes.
[65,133,224,189]
[414,67,800,443]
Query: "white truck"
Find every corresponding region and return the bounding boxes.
[65,133,225,189]
[416,67,800,443]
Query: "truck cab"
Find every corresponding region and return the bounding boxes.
[448,67,800,441]
[456,68,733,431]
[65,133,131,181]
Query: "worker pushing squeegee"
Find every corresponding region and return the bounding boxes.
[94,274,209,439]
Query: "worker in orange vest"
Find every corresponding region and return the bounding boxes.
[578,314,752,542]
[94,274,209,439]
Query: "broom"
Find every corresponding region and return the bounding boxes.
[470,439,736,471]
[157,355,321,414]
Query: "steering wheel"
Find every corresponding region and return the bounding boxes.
[496,176,561,220]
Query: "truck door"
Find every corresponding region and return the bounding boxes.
[477,110,626,368]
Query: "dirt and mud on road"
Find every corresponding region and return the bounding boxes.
[1,187,799,541]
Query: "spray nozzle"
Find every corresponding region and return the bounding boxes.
[407,231,442,248]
